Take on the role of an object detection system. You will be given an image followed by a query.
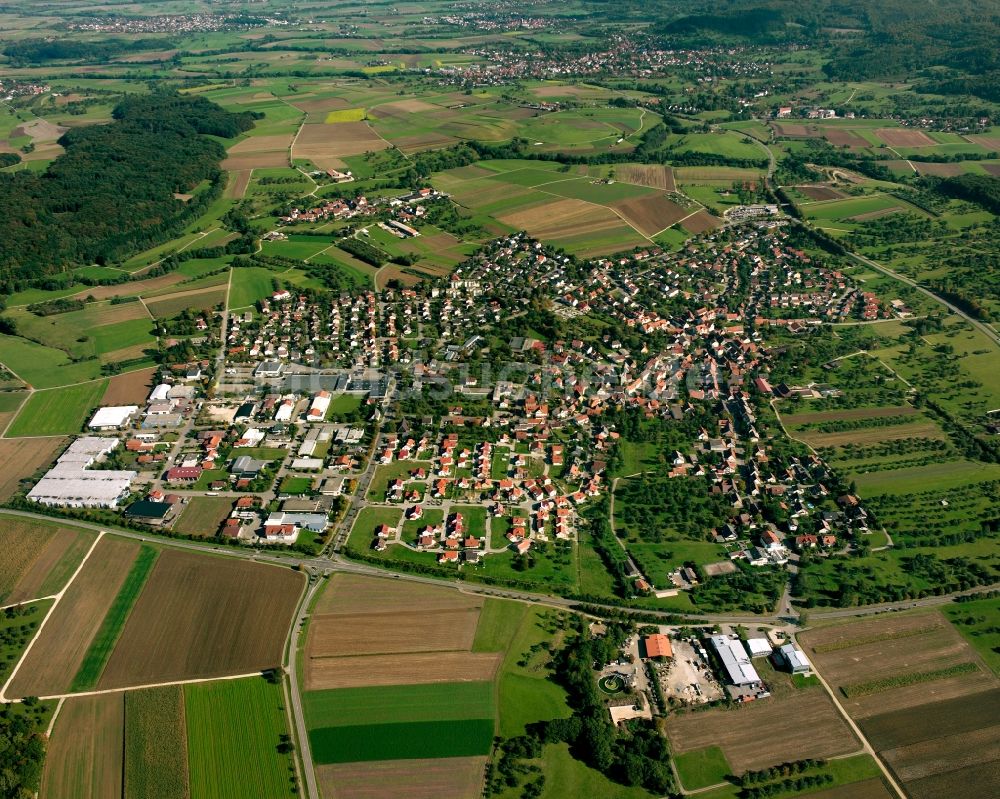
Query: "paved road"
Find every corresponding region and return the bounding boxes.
[286,577,323,799]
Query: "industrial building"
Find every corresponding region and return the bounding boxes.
[709,634,761,686]
[745,638,773,658]
[28,437,137,508]
[88,405,138,431]
[777,643,812,674]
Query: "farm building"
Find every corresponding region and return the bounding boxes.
[643,634,673,659]
[88,405,138,431]
[28,437,137,508]
[745,638,773,658]
[709,635,761,686]
[776,643,811,674]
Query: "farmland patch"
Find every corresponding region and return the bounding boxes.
[665,688,859,772]
[310,718,494,763]
[8,536,139,698]
[617,164,675,191]
[97,549,303,688]
[124,685,189,799]
[316,756,487,799]
[612,195,688,236]
[1,519,93,604]
[0,438,66,501]
[102,367,157,405]
[875,128,935,147]
[39,693,124,799]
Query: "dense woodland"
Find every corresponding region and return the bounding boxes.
[0,93,255,292]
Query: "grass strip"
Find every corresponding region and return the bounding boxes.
[71,545,158,691]
[841,661,979,697]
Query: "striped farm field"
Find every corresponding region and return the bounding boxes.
[39,693,124,799]
[71,545,158,691]
[185,677,296,799]
[96,549,303,689]
[124,686,189,799]
[796,421,945,448]
[782,405,918,426]
[7,536,140,698]
[0,516,94,604]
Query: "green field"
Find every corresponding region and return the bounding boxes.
[945,597,1000,676]
[473,598,528,652]
[0,334,104,389]
[6,380,108,437]
[304,682,494,728]
[229,267,276,309]
[124,685,189,799]
[674,746,731,790]
[309,717,494,763]
[185,677,296,799]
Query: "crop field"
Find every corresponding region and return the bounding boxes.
[793,420,944,449]
[803,194,911,223]
[310,718,494,764]
[612,195,688,236]
[305,573,501,690]
[498,197,645,252]
[6,380,108,437]
[799,612,998,718]
[293,121,388,168]
[125,686,189,799]
[39,693,124,799]
[102,366,157,405]
[317,756,488,799]
[803,614,1000,799]
[72,545,158,691]
[222,132,293,170]
[326,107,367,123]
[674,166,765,184]
[96,549,303,688]
[797,185,848,201]
[0,437,66,499]
[782,405,917,426]
[304,682,494,728]
[665,688,859,772]
[145,287,227,319]
[875,128,936,147]
[616,164,675,190]
[0,517,93,604]
[682,209,722,233]
[185,677,296,799]
[173,496,235,536]
[8,536,139,698]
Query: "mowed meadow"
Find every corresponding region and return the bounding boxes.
[303,574,576,799]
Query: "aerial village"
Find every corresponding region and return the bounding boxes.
[20,223,885,585]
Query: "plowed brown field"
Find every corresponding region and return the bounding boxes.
[875,128,935,147]
[666,688,859,772]
[0,438,66,501]
[305,651,502,690]
[617,164,675,191]
[308,608,480,657]
[96,549,303,688]
[317,756,487,799]
[102,367,156,405]
[613,195,688,236]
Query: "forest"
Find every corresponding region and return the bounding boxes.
[0,93,255,291]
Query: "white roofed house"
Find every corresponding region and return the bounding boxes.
[776,643,811,674]
[274,398,295,422]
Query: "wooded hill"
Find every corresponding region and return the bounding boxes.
[0,93,255,292]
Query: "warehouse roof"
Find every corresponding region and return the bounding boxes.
[710,635,760,685]
[88,405,138,429]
